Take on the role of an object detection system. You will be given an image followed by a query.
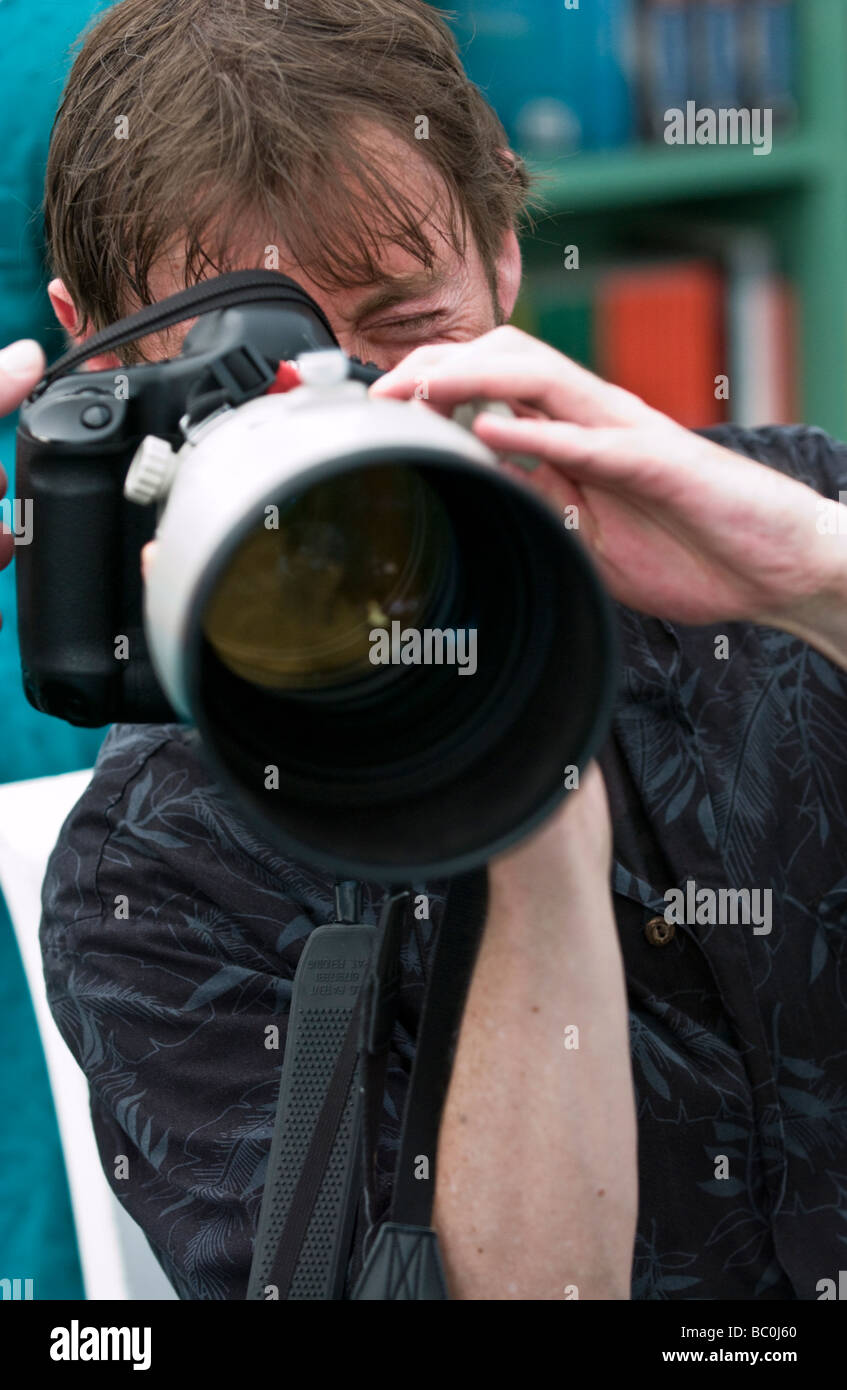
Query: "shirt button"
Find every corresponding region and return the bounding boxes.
[644,915,675,946]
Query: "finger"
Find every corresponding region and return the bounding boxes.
[380,357,657,430]
[0,340,46,415]
[369,341,471,397]
[375,352,551,407]
[500,454,586,518]
[473,413,647,484]
[373,330,658,427]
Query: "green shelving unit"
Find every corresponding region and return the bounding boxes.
[519,0,847,441]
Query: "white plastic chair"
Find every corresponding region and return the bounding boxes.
[0,769,177,1300]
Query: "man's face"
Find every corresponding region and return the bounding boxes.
[50,128,522,370]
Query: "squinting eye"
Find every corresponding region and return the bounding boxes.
[372,312,441,335]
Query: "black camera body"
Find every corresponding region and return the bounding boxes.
[16,280,350,726]
[15,270,617,880]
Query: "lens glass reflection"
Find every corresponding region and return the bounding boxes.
[202,465,452,689]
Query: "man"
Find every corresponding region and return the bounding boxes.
[29,0,847,1299]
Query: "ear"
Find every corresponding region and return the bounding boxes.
[494,228,522,324]
[48,278,121,371]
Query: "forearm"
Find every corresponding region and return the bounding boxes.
[764,555,847,671]
[756,496,847,670]
[432,800,637,1300]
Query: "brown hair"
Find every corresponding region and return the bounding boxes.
[44,0,532,359]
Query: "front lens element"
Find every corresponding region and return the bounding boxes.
[202,465,453,689]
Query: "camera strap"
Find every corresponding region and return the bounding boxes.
[38,270,337,389]
[246,884,411,1301]
[247,869,487,1301]
[351,869,487,1299]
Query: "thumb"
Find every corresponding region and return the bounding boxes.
[0,340,46,415]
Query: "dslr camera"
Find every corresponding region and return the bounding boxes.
[16,271,615,880]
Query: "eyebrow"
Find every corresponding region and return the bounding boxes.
[351,270,450,324]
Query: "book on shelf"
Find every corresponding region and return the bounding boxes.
[448,1,637,154]
[517,233,796,429]
[595,256,728,427]
[447,0,798,155]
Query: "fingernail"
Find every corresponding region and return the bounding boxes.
[0,339,45,380]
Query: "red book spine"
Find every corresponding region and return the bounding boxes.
[596,260,728,428]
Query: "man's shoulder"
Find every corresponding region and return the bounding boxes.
[41,721,338,933]
[52,721,209,868]
[88,720,202,791]
[42,722,206,931]
[41,720,404,945]
[697,421,847,498]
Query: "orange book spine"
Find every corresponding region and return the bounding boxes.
[596,260,727,429]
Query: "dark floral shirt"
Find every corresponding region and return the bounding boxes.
[41,424,847,1300]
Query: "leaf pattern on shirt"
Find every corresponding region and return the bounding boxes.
[38,424,847,1299]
